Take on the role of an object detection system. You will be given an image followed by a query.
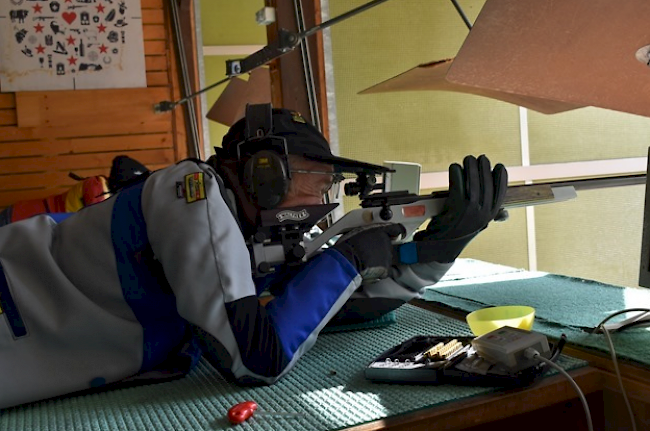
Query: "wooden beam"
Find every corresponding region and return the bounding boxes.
[179,0,204,158]
[264,0,328,135]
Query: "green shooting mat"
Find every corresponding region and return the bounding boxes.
[423,259,650,366]
[0,304,586,431]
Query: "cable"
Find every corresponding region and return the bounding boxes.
[594,309,647,431]
[153,76,231,113]
[600,326,638,431]
[524,348,593,431]
[595,308,650,331]
[586,308,650,430]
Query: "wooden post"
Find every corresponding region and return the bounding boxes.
[264,0,329,139]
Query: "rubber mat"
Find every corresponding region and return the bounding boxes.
[0,304,586,431]
[424,259,650,366]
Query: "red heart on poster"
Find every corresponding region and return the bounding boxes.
[62,12,76,24]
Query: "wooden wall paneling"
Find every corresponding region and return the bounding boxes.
[143,25,167,40]
[0,93,16,126]
[15,88,173,128]
[0,120,171,141]
[0,0,188,211]
[142,8,165,24]
[145,40,167,55]
[0,133,173,161]
[0,94,15,109]
[0,149,174,182]
[0,111,17,127]
[142,0,163,9]
[147,71,171,87]
[0,149,175,174]
[0,160,169,201]
[0,149,175,206]
[142,0,168,88]
[145,55,170,71]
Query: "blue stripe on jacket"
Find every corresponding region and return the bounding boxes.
[265,249,358,360]
[0,263,27,338]
[111,182,187,372]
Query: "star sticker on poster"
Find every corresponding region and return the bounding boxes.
[0,0,147,91]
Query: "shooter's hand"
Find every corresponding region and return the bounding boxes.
[413,155,507,261]
[334,223,406,283]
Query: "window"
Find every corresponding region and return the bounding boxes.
[325,0,649,287]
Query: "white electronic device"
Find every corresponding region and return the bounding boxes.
[471,326,550,372]
[383,161,421,194]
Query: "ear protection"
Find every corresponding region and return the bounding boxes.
[237,104,291,209]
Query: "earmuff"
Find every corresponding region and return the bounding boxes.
[238,104,291,209]
[242,149,289,209]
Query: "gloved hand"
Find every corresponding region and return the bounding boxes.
[412,155,508,262]
[334,223,406,283]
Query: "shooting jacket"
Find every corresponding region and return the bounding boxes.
[0,159,452,409]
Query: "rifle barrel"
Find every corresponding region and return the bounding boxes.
[423,174,646,208]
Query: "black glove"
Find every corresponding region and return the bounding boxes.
[412,155,508,262]
[334,223,406,283]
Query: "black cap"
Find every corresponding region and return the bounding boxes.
[221,107,390,174]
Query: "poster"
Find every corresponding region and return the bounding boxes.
[0,0,147,91]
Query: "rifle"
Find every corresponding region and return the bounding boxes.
[247,172,645,276]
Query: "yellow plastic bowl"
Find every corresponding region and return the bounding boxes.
[466,305,535,336]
